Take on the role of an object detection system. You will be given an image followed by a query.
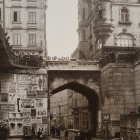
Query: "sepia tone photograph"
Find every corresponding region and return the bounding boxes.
[0,0,139,140]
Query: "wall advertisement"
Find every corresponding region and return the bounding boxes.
[0,104,15,112]
[0,73,48,137]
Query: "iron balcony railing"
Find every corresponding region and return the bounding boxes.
[0,25,44,69]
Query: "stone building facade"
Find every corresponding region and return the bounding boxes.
[0,0,47,58]
[0,0,48,137]
[50,90,91,131]
[72,0,140,137]
[72,0,140,59]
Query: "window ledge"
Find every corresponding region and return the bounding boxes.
[28,45,37,48]
[27,22,37,24]
[119,21,132,25]
[13,45,22,47]
[12,21,22,24]
[27,0,37,2]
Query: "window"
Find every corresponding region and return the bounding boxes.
[13,11,20,22]
[115,34,134,47]
[97,39,102,49]
[120,8,129,22]
[82,30,86,40]
[98,5,103,18]
[29,34,36,45]
[82,9,86,20]
[29,12,36,23]
[13,34,21,45]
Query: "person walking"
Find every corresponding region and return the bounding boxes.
[51,126,55,138]
[32,127,36,140]
[37,128,43,140]
[56,127,60,138]
[64,129,69,140]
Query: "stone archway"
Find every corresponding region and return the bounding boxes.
[50,81,100,137]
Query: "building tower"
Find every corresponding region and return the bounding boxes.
[72,0,140,137]
[72,0,140,59]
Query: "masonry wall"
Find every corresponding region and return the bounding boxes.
[0,72,48,137]
[101,63,136,136]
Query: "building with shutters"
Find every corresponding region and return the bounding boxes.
[0,0,47,58]
[0,0,48,137]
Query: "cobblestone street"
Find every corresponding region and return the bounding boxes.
[7,137,103,140]
[7,136,59,140]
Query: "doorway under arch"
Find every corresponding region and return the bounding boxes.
[49,81,100,137]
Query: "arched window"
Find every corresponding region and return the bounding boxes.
[97,39,102,49]
[115,33,134,47]
[120,8,130,23]
[98,5,103,18]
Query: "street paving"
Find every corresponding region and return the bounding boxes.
[7,136,104,140]
[7,136,61,140]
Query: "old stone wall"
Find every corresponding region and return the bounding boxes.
[101,63,135,135]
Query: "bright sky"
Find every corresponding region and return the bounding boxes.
[46,0,78,57]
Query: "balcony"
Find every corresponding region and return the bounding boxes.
[98,46,140,67]
[27,22,37,29]
[11,49,44,68]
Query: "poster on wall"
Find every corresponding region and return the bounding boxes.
[20,99,35,109]
[0,93,8,102]
[27,87,37,98]
[36,117,42,123]
[23,109,31,118]
[0,111,8,120]
[36,99,43,108]
[36,91,47,98]
[42,116,48,124]
[36,109,47,116]
[9,93,17,103]
[0,104,15,112]
[1,82,10,93]
[23,118,31,126]
[31,109,36,118]
[16,75,44,90]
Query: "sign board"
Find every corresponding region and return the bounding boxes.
[0,104,15,112]
[27,90,37,98]
[20,99,35,108]
[36,91,47,98]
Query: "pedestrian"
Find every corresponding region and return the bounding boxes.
[87,129,92,140]
[0,125,7,140]
[64,129,69,140]
[32,127,36,140]
[51,126,55,138]
[56,127,60,138]
[75,132,81,140]
[37,128,43,140]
